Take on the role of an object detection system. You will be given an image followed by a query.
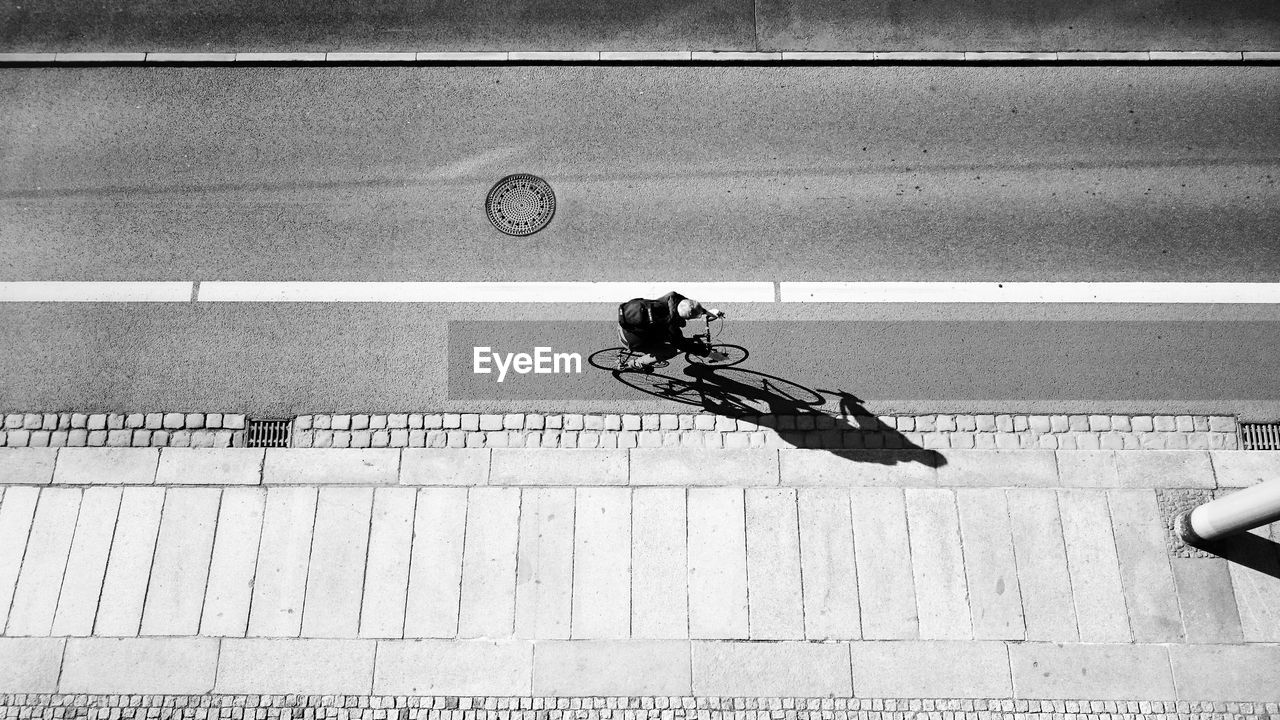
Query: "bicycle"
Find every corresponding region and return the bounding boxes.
[587,314,750,372]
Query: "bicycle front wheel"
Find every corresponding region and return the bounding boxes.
[685,343,749,368]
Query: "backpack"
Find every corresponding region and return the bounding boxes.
[618,297,669,335]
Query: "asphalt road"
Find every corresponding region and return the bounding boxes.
[3,303,1279,418]
[2,66,1278,282]
[1,0,1277,52]
[3,66,1279,417]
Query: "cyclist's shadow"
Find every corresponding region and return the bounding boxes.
[609,362,944,467]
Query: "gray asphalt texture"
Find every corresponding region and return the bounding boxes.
[1,0,1277,52]
[3,66,1279,418]
[3,66,1279,282]
[3,303,1279,419]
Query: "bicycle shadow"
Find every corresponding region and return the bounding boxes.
[607,361,945,468]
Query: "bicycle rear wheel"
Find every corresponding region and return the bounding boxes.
[588,347,670,372]
[685,343,749,368]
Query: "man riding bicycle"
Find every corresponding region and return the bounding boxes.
[617,291,725,371]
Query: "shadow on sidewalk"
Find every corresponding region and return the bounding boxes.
[1188,530,1280,580]
[606,361,946,468]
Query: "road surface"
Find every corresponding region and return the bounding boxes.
[2,65,1278,417]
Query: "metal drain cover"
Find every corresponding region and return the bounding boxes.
[246,418,291,448]
[486,174,556,236]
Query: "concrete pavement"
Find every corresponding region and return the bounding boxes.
[1,445,1278,702]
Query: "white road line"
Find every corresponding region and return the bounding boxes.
[0,281,193,302]
[196,281,777,303]
[781,282,1280,303]
[1,50,1265,65]
[4,281,1280,303]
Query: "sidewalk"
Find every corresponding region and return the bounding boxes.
[1,444,1278,706]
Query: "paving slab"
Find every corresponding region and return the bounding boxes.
[1009,642,1175,700]
[1170,557,1244,643]
[1115,450,1215,488]
[1055,451,1119,487]
[0,637,63,692]
[263,449,399,485]
[52,487,122,636]
[955,489,1025,640]
[686,489,748,639]
[533,640,692,695]
[457,487,521,638]
[1211,450,1280,488]
[303,487,374,637]
[1168,644,1280,701]
[935,450,1058,488]
[848,487,917,639]
[848,641,1011,697]
[692,641,851,697]
[0,449,56,485]
[6,487,80,635]
[373,639,532,695]
[0,487,39,632]
[53,448,158,485]
[513,488,575,640]
[630,488,689,639]
[571,488,631,639]
[745,488,804,639]
[140,487,220,635]
[400,449,489,485]
[779,450,937,487]
[359,487,416,638]
[247,486,318,637]
[60,637,217,694]
[1225,526,1280,641]
[1057,490,1131,642]
[631,450,778,486]
[492,449,627,486]
[155,448,263,485]
[1106,490,1184,642]
[796,488,860,640]
[216,638,376,694]
[404,487,468,638]
[94,487,165,635]
[904,489,972,639]
[200,487,266,636]
[1006,489,1078,641]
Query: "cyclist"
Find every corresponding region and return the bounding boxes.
[617,291,725,371]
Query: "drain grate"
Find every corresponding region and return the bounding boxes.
[246,419,291,448]
[1241,423,1280,450]
[485,174,556,236]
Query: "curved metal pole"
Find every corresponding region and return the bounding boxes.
[1177,477,1280,544]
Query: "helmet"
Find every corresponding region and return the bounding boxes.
[677,298,702,319]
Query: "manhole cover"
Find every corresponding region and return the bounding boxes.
[485,174,556,236]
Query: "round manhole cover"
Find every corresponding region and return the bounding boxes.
[485,174,556,236]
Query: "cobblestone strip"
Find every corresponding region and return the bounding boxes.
[0,413,246,449]
[1,695,1277,717]
[0,413,1240,451]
